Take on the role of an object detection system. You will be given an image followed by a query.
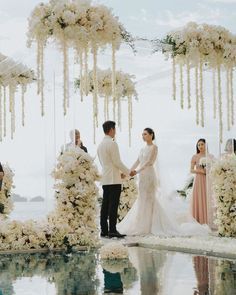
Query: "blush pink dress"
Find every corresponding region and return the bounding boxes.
[191,154,208,224]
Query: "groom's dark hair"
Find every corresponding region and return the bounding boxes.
[103,121,116,134]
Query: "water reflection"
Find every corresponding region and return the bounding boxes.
[0,247,235,295]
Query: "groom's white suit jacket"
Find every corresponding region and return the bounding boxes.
[97,135,129,185]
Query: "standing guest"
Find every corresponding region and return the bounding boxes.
[224,138,236,155]
[0,162,4,191]
[190,139,208,224]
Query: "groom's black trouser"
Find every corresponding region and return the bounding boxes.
[101,184,121,233]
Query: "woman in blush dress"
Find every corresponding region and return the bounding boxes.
[191,139,209,225]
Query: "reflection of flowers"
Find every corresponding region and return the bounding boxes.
[100,242,128,260]
[211,154,236,237]
[0,164,14,217]
[215,259,236,295]
[0,251,98,294]
[118,178,138,221]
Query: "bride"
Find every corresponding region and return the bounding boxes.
[117,128,210,236]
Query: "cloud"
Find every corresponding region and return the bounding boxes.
[206,0,236,3]
[155,8,221,29]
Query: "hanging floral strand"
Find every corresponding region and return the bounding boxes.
[213,70,217,119]
[195,65,199,125]
[84,46,89,96]
[172,57,176,100]
[3,86,6,137]
[199,59,204,127]
[187,58,191,109]
[37,41,41,95]
[0,86,2,142]
[112,42,116,121]
[63,39,69,115]
[226,68,231,131]
[128,95,132,147]
[180,63,184,109]
[9,84,16,139]
[21,85,27,127]
[79,50,84,102]
[217,64,223,143]
[39,43,45,116]
[92,44,98,128]
[230,67,234,126]
[117,97,121,129]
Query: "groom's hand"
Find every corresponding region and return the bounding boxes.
[121,173,126,179]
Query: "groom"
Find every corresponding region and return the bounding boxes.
[98,121,133,238]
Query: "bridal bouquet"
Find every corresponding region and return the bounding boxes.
[118,177,138,222]
[211,154,236,237]
[0,164,14,217]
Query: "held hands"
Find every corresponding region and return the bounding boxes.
[121,173,126,179]
[129,170,137,177]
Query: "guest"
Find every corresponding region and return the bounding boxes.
[224,138,236,155]
[190,139,208,224]
[0,162,4,191]
[65,129,88,153]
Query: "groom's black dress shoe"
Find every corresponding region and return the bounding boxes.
[108,231,126,239]
[100,232,108,238]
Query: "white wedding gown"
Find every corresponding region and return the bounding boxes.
[117,144,210,236]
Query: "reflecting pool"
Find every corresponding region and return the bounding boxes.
[0,247,235,294]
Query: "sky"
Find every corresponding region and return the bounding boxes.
[0,0,235,204]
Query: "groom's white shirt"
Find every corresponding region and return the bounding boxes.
[97,135,129,185]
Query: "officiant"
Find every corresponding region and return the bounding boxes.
[64,129,88,153]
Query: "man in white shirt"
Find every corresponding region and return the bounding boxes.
[97,121,133,238]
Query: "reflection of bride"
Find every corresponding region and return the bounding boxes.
[117,128,209,237]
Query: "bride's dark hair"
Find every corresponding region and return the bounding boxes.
[144,128,155,140]
[196,138,206,154]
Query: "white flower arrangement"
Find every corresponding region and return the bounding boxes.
[118,178,138,222]
[215,259,236,295]
[75,68,137,144]
[0,53,36,140]
[0,147,101,251]
[211,154,236,237]
[27,0,135,117]
[100,242,128,260]
[0,164,14,218]
[160,22,236,143]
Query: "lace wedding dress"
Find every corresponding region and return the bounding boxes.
[117,144,209,236]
